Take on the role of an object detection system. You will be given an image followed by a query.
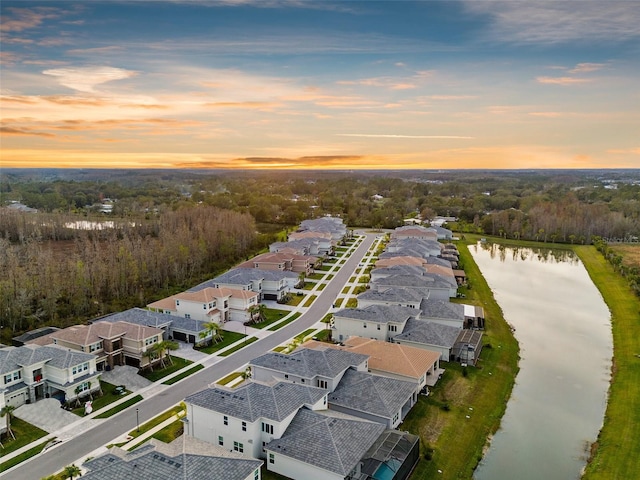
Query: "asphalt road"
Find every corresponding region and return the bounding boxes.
[7,232,378,479]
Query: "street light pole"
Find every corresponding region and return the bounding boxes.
[136,407,140,432]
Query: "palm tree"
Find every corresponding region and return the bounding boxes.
[248,304,267,324]
[74,385,83,407]
[63,463,82,479]
[199,321,223,346]
[1,405,16,440]
[161,340,179,366]
[150,342,166,369]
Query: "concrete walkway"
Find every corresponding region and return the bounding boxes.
[13,399,105,440]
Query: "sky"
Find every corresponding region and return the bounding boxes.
[1,0,639,170]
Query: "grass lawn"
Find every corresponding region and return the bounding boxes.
[345,298,357,308]
[162,364,204,385]
[151,420,183,444]
[0,417,48,460]
[195,331,246,354]
[341,286,350,294]
[284,294,305,306]
[267,313,301,331]
[302,282,315,290]
[333,298,343,308]
[308,273,325,280]
[71,380,130,416]
[321,313,332,323]
[216,371,245,386]
[294,328,316,342]
[95,395,143,419]
[0,438,51,471]
[577,245,640,479]
[313,329,332,342]
[318,265,333,271]
[250,308,291,329]
[139,357,193,383]
[315,283,326,291]
[399,238,520,479]
[302,295,317,307]
[127,403,185,440]
[219,337,259,356]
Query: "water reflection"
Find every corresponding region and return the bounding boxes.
[472,242,611,480]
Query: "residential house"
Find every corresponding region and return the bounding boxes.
[264,408,385,480]
[200,267,298,302]
[303,337,443,390]
[298,217,347,243]
[94,308,211,345]
[370,273,457,299]
[81,437,263,480]
[237,252,318,276]
[0,344,100,407]
[147,287,258,324]
[288,230,334,255]
[332,304,415,343]
[327,368,417,429]
[391,226,438,241]
[184,380,328,459]
[356,287,425,310]
[28,321,164,370]
[419,299,466,328]
[392,318,462,362]
[249,348,369,392]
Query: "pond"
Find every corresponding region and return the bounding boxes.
[472,243,612,480]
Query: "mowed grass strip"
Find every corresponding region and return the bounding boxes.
[95,395,143,418]
[402,239,520,479]
[577,245,640,479]
[162,364,204,385]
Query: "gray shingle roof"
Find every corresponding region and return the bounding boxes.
[185,381,326,422]
[250,348,368,379]
[357,287,425,304]
[83,438,262,480]
[328,369,417,419]
[94,308,174,329]
[0,345,95,375]
[265,408,385,476]
[419,300,464,320]
[394,319,461,348]
[333,304,417,324]
[372,274,451,290]
[195,267,297,291]
[370,265,428,278]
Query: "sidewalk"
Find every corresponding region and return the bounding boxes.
[1,234,371,473]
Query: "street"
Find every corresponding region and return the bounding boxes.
[6,232,378,479]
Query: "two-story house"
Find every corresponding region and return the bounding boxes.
[28,321,164,370]
[249,348,369,392]
[184,381,328,460]
[200,267,298,301]
[332,304,415,343]
[0,344,100,407]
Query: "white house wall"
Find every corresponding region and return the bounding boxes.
[265,450,344,480]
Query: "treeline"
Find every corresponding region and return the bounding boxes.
[0,206,257,335]
[474,193,639,244]
[593,237,640,298]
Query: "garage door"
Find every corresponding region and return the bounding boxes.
[8,391,27,407]
[173,331,187,342]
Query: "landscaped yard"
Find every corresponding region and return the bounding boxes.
[139,357,193,383]
[284,293,305,306]
[267,313,301,331]
[0,416,48,460]
[219,337,258,356]
[249,308,292,329]
[162,364,204,385]
[95,395,143,419]
[302,295,316,307]
[195,331,246,354]
[127,403,185,440]
[71,380,131,416]
[345,298,357,308]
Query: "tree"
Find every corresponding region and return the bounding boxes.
[74,386,83,407]
[199,321,223,346]
[248,304,267,324]
[160,340,179,366]
[63,464,82,479]
[1,405,16,440]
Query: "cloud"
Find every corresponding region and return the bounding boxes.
[607,148,640,155]
[527,112,565,118]
[0,126,55,138]
[337,134,474,139]
[67,46,124,56]
[204,101,281,110]
[0,7,58,33]
[43,66,137,93]
[536,76,591,86]
[466,1,640,44]
[569,63,605,74]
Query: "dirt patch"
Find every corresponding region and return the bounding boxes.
[609,245,640,268]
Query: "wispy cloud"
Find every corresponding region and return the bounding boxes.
[466,1,640,44]
[0,7,59,33]
[0,126,55,137]
[337,134,474,139]
[43,66,137,93]
[569,63,605,74]
[536,76,591,86]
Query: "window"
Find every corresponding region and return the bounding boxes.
[78,382,90,393]
[254,469,260,480]
[389,325,397,332]
[185,314,191,319]
[242,421,247,432]
[89,341,103,352]
[218,436,224,446]
[233,441,244,453]
[261,422,273,435]
[262,441,267,453]
[301,378,305,383]
[269,453,275,464]
[363,323,367,329]
[4,371,21,385]
[377,324,381,330]
[176,300,180,306]
[284,374,289,379]
[223,415,228,426]
[203,303,207,310]
[145,337,158,346]
[317,379,328,389]
[72,363,90,375]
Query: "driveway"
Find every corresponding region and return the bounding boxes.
[99,365,153,392]
[14,399,91,435]
[170,340,210,362]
